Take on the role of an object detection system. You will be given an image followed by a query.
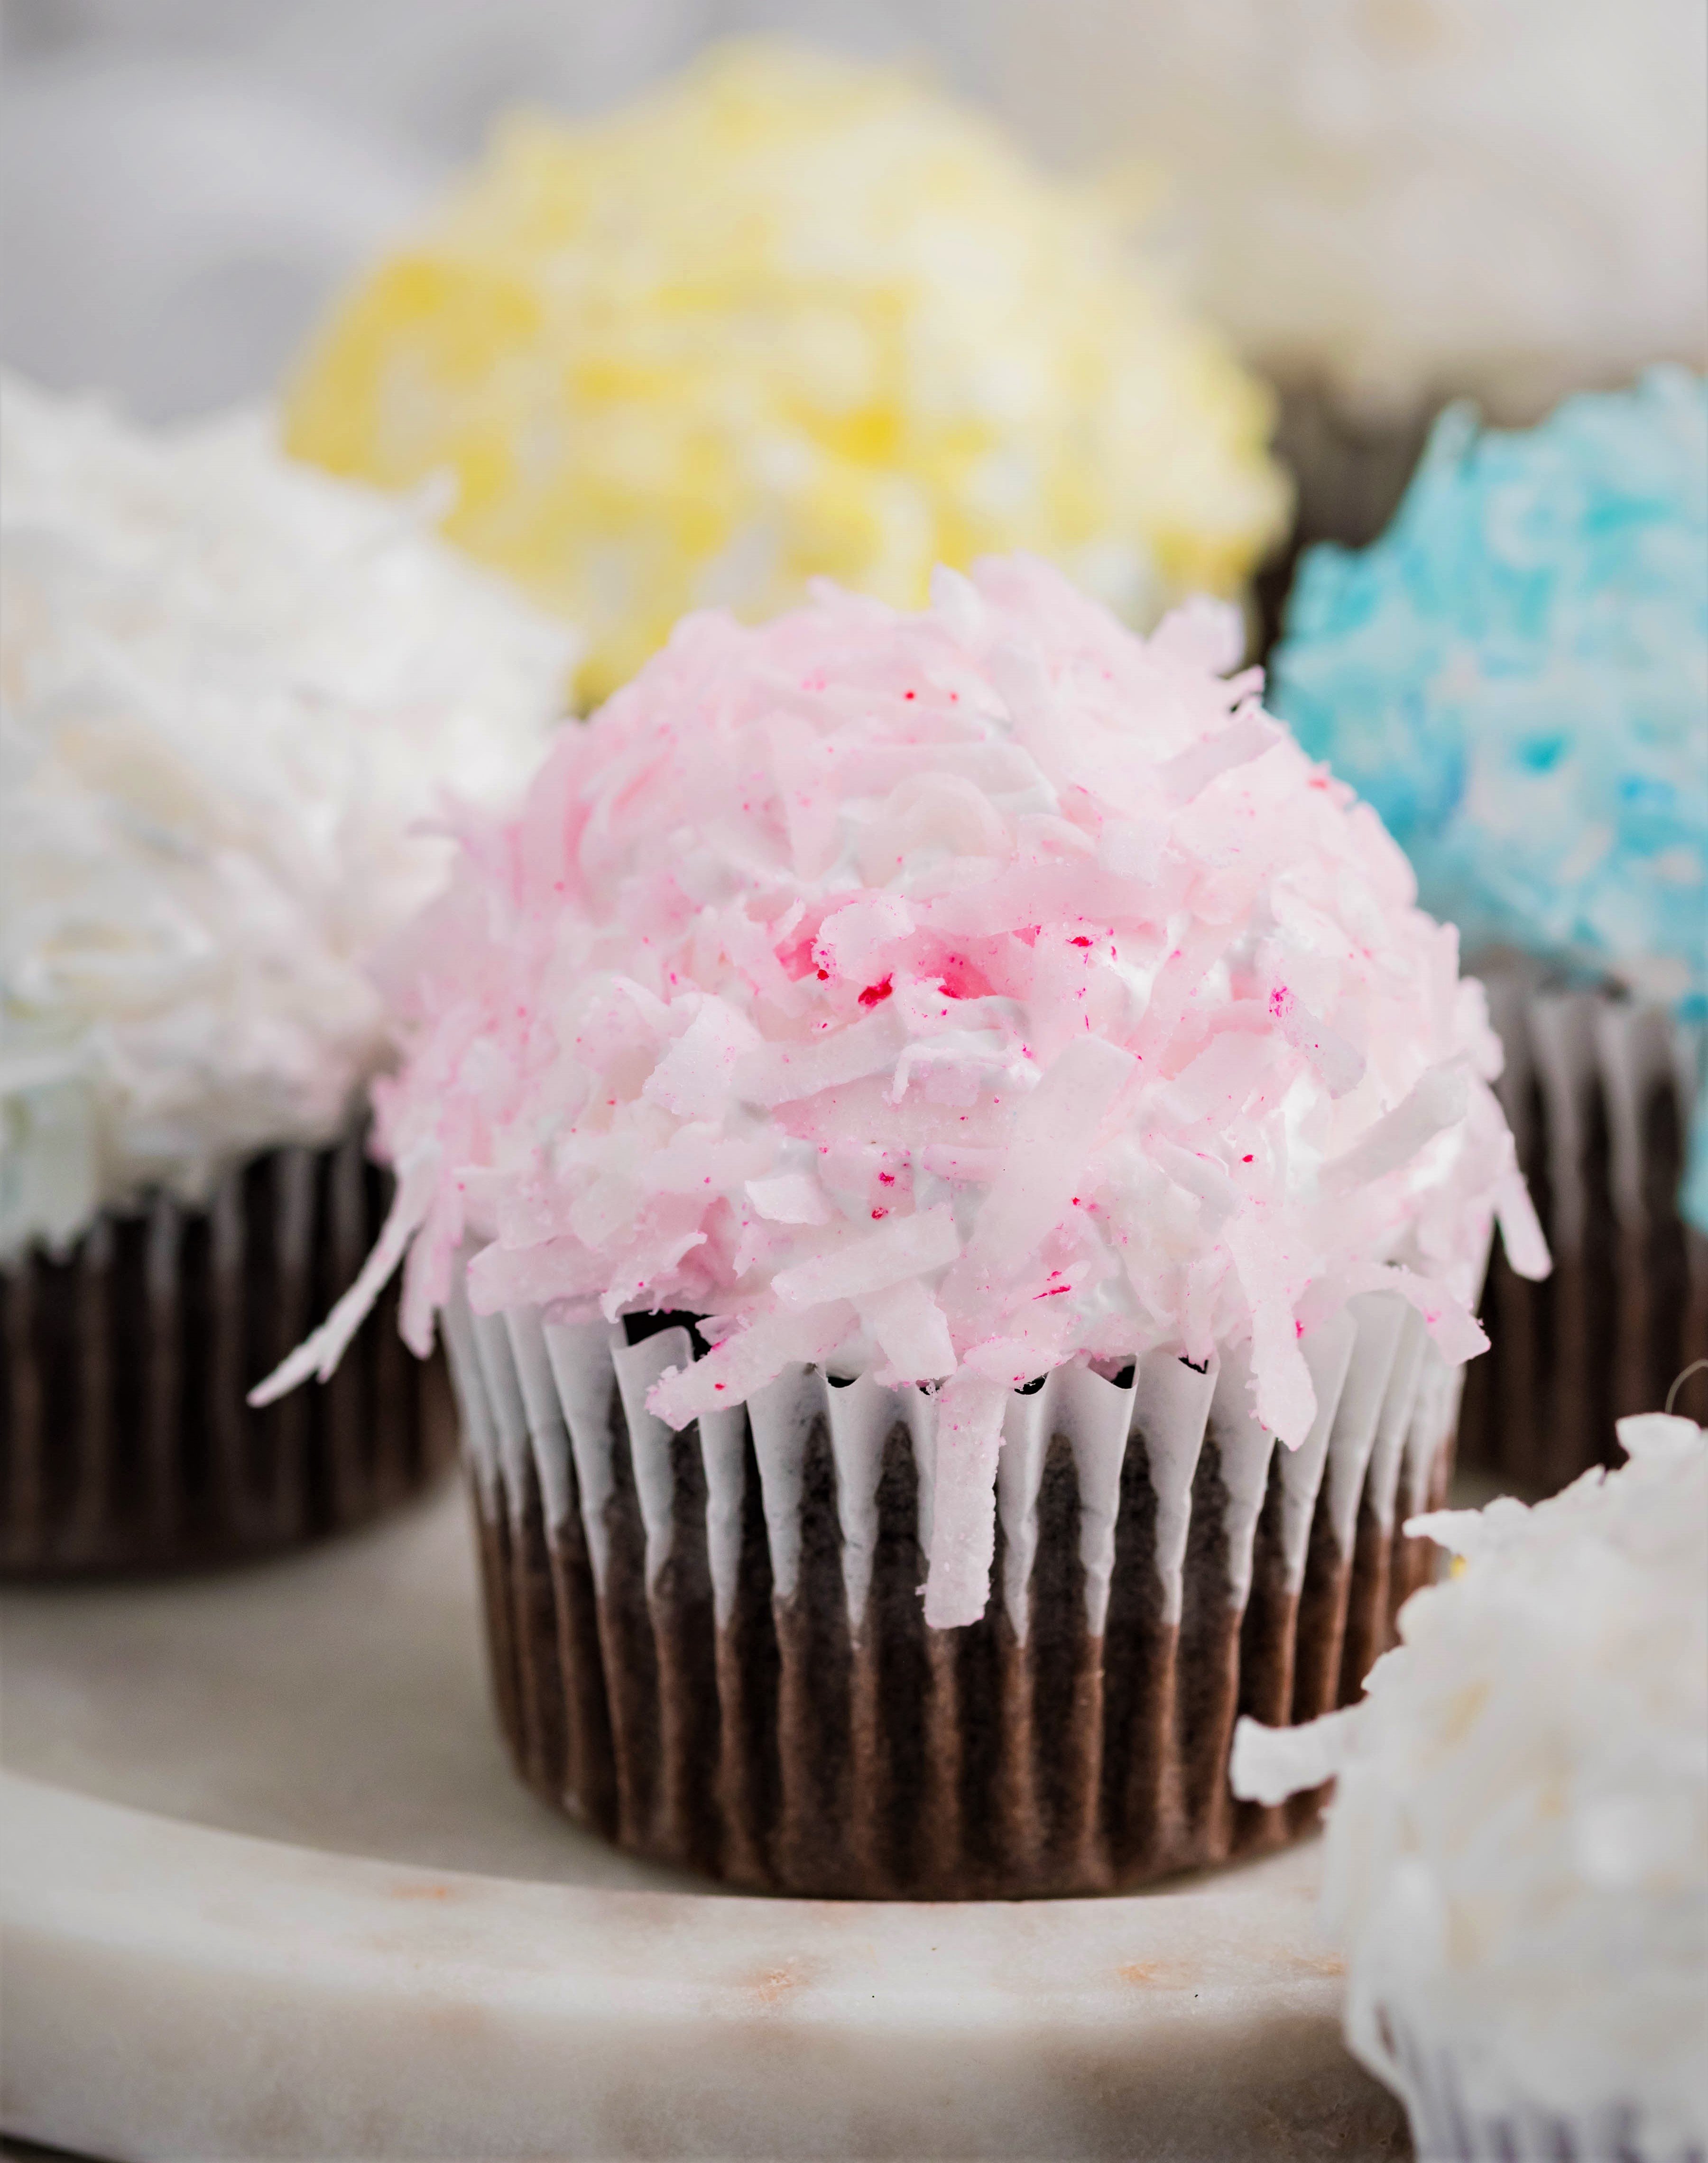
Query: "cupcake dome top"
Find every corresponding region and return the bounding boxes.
[0,373,573,1260]
[270,556,1542,1626]
[283,39,1290,708]
[1234,1413,1708,2156]
[990,0,1708,414]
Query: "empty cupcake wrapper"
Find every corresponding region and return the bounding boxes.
[444,1275,1461,1898]
[0,1131,456,1574]
[1459,971,1708,1497]
[1362,2010,1703,2163]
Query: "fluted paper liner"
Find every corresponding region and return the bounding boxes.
[1361,2013,1697,2163]
[0,1133,456,1574]
[446,1277,1458,1898]
[1459,972,1708,1496]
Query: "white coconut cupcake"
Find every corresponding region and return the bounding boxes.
[0,372,574,1572]
[1234,1409,1708,2160]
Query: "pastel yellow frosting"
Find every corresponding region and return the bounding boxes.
[285,41,1291,705]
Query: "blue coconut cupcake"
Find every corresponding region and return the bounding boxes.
[1271,368,1708,1491]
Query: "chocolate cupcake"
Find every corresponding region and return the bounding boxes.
[0,372,573,1573]
[1272,371,1708,1497]
[1233,1409,1708,2162]
[269,555,1542,1896]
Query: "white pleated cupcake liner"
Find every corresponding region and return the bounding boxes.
[443,1267,1460,1897]
[1362,2006,1703,2163]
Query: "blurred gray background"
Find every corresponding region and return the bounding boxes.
[0,0,1004,420]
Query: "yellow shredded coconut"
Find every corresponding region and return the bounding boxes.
[284,41,1291,704]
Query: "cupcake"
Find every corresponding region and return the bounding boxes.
[0,372,574,1574]
[281,38,1291,708]
[1232,1410,1708,2162]
[1271,371,1708,1496]
[261,553,1543,1897]
[980,0,1708,555]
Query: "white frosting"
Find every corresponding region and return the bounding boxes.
[0,373,575,1258]
[987,0,1708,414]
[1233,1417,1708,2153]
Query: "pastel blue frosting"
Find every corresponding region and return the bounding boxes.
[1271,368,1708,1232]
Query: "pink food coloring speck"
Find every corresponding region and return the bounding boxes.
[859,976,893,1008]
[871,1207,888,1220]
[1070,935,1092,948]
[1242,1154,1254,1163]
[877,1171,895,1186]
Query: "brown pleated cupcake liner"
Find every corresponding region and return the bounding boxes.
[1457,970,1708,1498]
[444,1277,1459,1900]
[0,1131,456,1575]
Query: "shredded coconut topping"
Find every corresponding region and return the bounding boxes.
[1233,1416,1708,2155]
[283,38,1291,707]
[0,372,575,1258]
[268,554,1543,1626]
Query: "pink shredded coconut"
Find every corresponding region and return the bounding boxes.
[257,555,1547,1627]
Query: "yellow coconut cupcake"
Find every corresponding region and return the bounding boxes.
[284,39,1291,707]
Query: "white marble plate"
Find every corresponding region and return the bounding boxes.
[0,1483,1407,2161]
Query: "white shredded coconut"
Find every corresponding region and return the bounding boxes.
[1232,1416,1708,2155]
[0,372,575,1258]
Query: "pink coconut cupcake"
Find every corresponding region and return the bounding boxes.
[265,555,1545,1896]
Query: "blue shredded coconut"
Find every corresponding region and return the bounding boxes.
[1271,368,1708,1231]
